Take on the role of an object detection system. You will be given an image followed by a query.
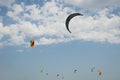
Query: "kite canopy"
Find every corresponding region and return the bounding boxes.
[57,74,59,77]
[74,69,77,74]
[98,69,102,75]
[62,77,64,79]
[91,67,95,72]
[30,38,35,48]
[65,13,83,33]
[46,73,48,75]
[40,68,44,73]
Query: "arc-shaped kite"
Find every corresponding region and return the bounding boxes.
[30,38,35,48]
[65,13,83,33]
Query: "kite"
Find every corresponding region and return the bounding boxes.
[74,69,77,74]
[30,38,35,48]
[65,13,83,33]
[57,74,59,77]
[98,69,102,75]
[46,73,48,75]
[91,67,95,72]
[40,68,44,73]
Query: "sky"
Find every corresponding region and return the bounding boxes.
[0,0,120,80]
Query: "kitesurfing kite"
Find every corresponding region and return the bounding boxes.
[30,38,35,48]
[91,67,95,72]
[57,74,59,77]
[65,13,83,33]
[62,77,64,79]
[40,67,44,73]
[74,69,77,74]
[98,69,102,75]
[46,73,48,75]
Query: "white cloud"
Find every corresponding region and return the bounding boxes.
[0,0,15,7]
[0,0,120,47]
[7,4,24,21]
[12,4,23,14]
[0,16,2,23]
[36,37,73,45]
[64,0,120,11]
[24,4,41,20]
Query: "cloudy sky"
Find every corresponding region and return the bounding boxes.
[0,0,120,80]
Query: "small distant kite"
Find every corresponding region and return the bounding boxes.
[46,73,48,75]
[62,77,64,79]
[65,13,83,33]
[57,74,59,77]
[40,68,44,73]
[98,69,102,75]
[30,38,35,48]
[91,67,95,72]
[74,69,77,74]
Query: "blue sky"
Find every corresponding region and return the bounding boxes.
[0,0,120,80]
